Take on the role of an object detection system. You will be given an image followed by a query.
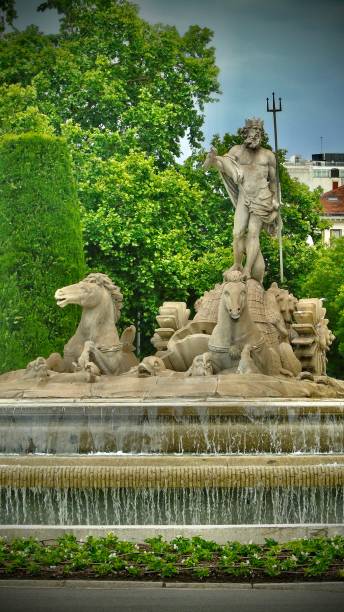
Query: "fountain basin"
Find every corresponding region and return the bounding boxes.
[0,400,342,532]
[1,399,343,454]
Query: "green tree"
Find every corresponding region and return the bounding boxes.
[78,149,231,351]
[0,0,16,34]
[304,238,344,377]
[0,83,54,135]
[0,24,56,84]
[0,1,326,358]
[0,133,85,372]
[0,0,222,351]
[1,1,220,164]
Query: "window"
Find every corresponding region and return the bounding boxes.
[313,169,330,178]
[330,228,342,240]
[331,168,339,178]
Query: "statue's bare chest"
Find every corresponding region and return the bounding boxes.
[234,150,269,169]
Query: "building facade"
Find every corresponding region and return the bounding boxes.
[285,153,344,192]
[320,185,344,244]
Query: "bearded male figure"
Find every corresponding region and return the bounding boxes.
[204,118,280,283]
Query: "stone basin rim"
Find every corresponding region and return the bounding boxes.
[1,398,344,407]
[1,524,344,544]
[1,453,343,466]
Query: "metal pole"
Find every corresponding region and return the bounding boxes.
[136,310,141,357]
[267,92,284,284]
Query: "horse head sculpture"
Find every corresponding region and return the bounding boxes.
[55,272,122,321]
[267,282,298,325]
[40,273,138,376]
[221,269,248,321]
[206,270,255,372]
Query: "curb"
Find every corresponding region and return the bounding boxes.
[0,580,343,590]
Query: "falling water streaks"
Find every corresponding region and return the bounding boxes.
[0,401,342,529]
[1,486,343,525]
[1,415,344,454]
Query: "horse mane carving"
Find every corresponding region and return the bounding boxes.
[84,273,123,323]
[222,268,245,283]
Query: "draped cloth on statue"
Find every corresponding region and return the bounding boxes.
[220,154,279,236]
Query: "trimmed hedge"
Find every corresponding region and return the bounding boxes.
[0,132,85,373]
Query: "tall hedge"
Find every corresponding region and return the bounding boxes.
[0,133,85,373]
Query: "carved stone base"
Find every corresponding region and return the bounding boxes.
[0,369,343,400]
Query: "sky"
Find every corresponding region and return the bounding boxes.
[11,0,344,159]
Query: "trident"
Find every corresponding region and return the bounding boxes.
[267,92,284,284]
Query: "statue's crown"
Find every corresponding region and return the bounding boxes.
[245,117,264,129]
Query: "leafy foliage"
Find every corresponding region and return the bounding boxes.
[1,1,220,163]
[0,0,16,34]
[0,1,328,358]
[0,132,85,372]
[0,24,56,85]
[0,83,54,136]
[0,0,223,353]
[303,237,344,376]
[1,534,343,581]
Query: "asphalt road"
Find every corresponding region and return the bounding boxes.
[0,582,344,612]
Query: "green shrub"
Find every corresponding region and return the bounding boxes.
[0,534,343,580]
[0,132,85,372]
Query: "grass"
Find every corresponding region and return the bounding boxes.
[0,534,344,582]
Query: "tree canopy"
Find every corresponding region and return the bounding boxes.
[303,237,344,377]
[0,0,329,357]
[0,0,220,163]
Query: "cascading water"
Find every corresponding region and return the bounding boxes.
[0,401,343,454]
[1,486,343,526]
[0,400,343,531]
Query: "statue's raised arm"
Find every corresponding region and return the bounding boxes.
[203,146,243,208]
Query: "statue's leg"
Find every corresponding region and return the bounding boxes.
[45,352,65,373]
[232,197,249,271]
[244,214,263,279]
[86,344,122,375]
[76,342,92,371]
[208,349,233,374]
[251,249,265,284]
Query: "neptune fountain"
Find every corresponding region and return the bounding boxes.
[0,117,343,543]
